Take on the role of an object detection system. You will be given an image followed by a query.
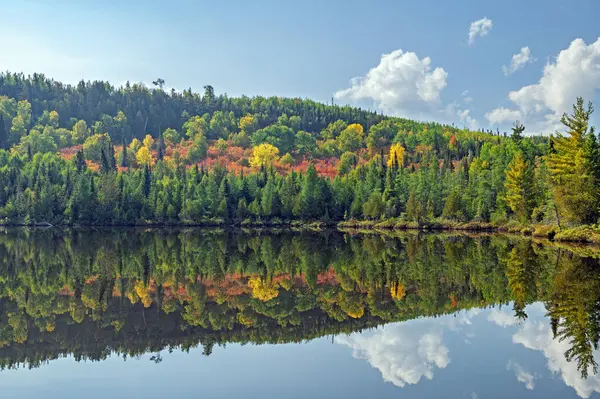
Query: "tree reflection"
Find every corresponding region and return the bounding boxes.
[0,228,596,379]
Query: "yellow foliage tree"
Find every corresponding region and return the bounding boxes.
[134,280,153,308]
[337,123,364,152]
[390,283,406,300]
[250,143,279,168]
[387,143,405,168]
[143,134,154,149]
[49,110,59,127]
[129,138,142,153]
[248,276,279,302]
[136,146,153,167]
[239,114,258,134]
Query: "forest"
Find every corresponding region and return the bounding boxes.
[0,229,597,378]
[0,72,598,237]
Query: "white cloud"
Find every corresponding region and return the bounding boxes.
[487,307,521,327]
[445,308,481,331]
[507,360,537,390]
[502,47,536,75]
[334,49,448,118]
[335,49,482,129]
[336,322,449,388]
[485,107,524,125]
[457,108,479,130]
[443,103,479,130]
[468,18,493,45]
[513,320,600,398]
[486,37,600,132]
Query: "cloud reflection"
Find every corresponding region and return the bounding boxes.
[335,322,449,388]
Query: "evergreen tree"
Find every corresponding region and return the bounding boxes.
[505,152,535,223]
[75,149,86,172]
[442,188,463,221]
[511,121,525,144]
[0,115,8,149]
[120,139,129,168]
[157,134,165,161]
[406,190,420,222]
[143,165,151,197]
[547,97,598,224]
[100,148,111,174]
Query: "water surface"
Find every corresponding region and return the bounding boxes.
[0,229,598,398]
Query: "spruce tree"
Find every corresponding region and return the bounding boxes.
[120,139,129,168]
[0,115,8,149]
[511,121,525,144]
[157,134,165,161]
[547,97,598,224]
[143,164,151,197]
[100,148,110,174]
[75,149,86,172]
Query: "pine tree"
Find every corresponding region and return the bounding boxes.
[120,139,129,168]
[108,141,117,170]
[406,190,420,222]
[236,198,247,220]
[511,121,525,144]
[157,134,165,161]
[504,152,535,223]
[143,164,151,197]
[75,149,86,172]
[100,148,111,174]
[442,188,463,221]
[546,97,598,224]
[0,115,8,149]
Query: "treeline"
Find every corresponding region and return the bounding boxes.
[0,72,599,229]
[0,71,387,143]
[0,229,596,376]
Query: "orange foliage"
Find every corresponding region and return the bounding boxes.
[449,134,457,148]
[59,145,83,161]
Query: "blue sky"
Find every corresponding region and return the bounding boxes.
[1,0,599,133]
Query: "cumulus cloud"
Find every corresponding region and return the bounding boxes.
[486,37,600,132]
[507,360,537,390]
[334,49,482,129]
[442,103,479,130]
[485,107,523,125]
[336,322,449,388]
[487,307,521,327]
[513,320,600,398]
[444,308,481,331]
[334,49,448,118]
[502,47,536,75]
[468,18,493,45]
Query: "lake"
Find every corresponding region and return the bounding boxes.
[0,228,599,398]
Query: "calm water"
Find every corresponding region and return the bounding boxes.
[0,228,599,398]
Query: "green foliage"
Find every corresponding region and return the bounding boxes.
[554,226,600,243]
[504,152,535,223]
[83,133,112,162]
[1,74,600,232]
[338,152,358,175]
[15,130,57,155]
[547,98,599,225]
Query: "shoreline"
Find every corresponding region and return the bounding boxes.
[2,219,598,245]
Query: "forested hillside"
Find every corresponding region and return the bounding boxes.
[0,72,597,233]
